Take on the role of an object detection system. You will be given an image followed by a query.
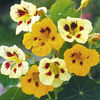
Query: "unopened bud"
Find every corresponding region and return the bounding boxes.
[77,0,90,11]
[38,9,45,17]
[88,33,100,45]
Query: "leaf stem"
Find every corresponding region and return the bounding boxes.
[54,90,58,100]
[11,87,20,100]
[81,9,83,18]
[47,93,52,100]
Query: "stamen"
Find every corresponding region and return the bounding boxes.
[46,27,51,33]
[40,28,45,33]
[71,53,75,57]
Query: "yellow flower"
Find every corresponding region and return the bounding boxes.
[64,44,99,76]
[0,45,29,78]
[21,65,53,98]
[23,18,64,57]
[58,17,92,44]
[77,0,90,11]
[10,0,47,35]
[38,58,71,88]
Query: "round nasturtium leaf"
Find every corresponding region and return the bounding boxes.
[58,76,100,100]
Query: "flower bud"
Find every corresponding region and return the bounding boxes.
[88,33,100,45]
[77,0,90,11]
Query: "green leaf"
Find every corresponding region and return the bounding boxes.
[0,73,19,88]
[59,42,72,59]
[50,0,79,25]
[0,87,34,100]
[0,87,49,100]
[58,76,100,100]
[0,64,19,88]
[32,0,57,9]
[90,63,100,84]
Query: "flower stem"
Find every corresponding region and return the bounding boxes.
[72,42,75,47]
[81,9,83,18]
[89,44,92,49]
[57,50,60,57]
[47,93,52,100]
[54,89,58,100]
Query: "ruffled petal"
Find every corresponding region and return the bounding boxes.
[9,66,22,78]
[39,71,55,85]
[52,78,63,88]
[23,33,39,49]
[58,19,70,34]
[1,61,11,75]
[75,30,89,44]
[32,41,52,57]
[38,58,51,73]
[49,33,64,50]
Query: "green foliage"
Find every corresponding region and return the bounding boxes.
[59,42,72,59]
[32,0,57,9]
[0,64,19,88]
[0,87,48,100]
[90,63,100,84]
[0,73,19,88]
[50,0,79,25]
[93,17,100,33]
[0,87,34,100]
[58,76,100,100]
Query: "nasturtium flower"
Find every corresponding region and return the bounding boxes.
[58,17,92,44]
[0,45,29,78]
[64,44,99,76]
[10,0,47,35]
[21,65,53,98]
[23,18,64,57]
[77,0,90,11]
[38,58,71,88]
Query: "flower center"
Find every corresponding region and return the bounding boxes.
[40,27,51,40]
[32,72,39,82]
[18,8,28,17]
[17,8,31,21]
[50,62,59,74]
[71,52,82,60]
